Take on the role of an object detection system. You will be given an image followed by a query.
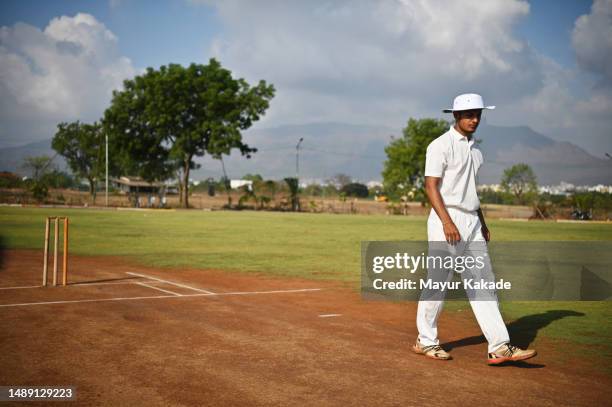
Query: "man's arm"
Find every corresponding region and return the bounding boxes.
[476,208,490,242]
[425,176,461,244]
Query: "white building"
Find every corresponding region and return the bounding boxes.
[230,180,253,190]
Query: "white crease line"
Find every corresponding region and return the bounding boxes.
[136,282,182,296]
[220,288,320,296]
[72,278,171,287]
[71,281,146,287]
[0,279,159,290]
[319,314,342,318]
[0,288,322,308]
[125,272,215,294]
[0,285,41,290]
[0,295,175,308]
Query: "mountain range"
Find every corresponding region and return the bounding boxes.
[1,122,610,185]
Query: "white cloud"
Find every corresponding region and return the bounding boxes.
[572,0,612,85]
[197,0,611,156]
[500,55,576,129]
[1,2,610,158]
[501,0,612,145]
[204,0,541,125]
[0,13,136,147]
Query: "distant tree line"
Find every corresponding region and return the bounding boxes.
[189,172,373,212]
[5,78,610,218]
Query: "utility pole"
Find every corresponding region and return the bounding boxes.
[294,137,304,212]
[296,137,304,180]
[105,132,109,207]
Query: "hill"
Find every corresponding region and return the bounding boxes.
[1,122,610,185]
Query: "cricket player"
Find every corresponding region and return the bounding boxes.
[412,93,537,364]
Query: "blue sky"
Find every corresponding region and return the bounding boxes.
[0,0,220,68]
[0,0,610,159]
[515,0,591,67]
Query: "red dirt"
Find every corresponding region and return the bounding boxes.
[0,250,609,406]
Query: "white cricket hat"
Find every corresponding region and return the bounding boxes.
[442,93,495,113]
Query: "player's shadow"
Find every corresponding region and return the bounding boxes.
[441,309,585,368]
[505,310,585,348]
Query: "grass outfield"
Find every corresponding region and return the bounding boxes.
[2,207,611,278]
[1,206,610,355]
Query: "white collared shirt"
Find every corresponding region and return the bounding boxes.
[424,126,483,212]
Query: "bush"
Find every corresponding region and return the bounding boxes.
[571,191,612,219]
[478,188,516,205]
[27,180,49,202]
[340,182,369,198]
[0,171,23,188]
[41,170,77,189]
[303,183,323,196]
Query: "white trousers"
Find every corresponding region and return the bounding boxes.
[416,207,510,353]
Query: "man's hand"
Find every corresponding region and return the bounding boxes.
[481,224,490,242]
[443,221,461,245]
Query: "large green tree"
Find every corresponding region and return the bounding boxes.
[103,59,275,208]
[382,118,448,200]
[501,163,538,205]
[52,121,105,203]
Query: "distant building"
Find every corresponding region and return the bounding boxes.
[230,180,253,190]
[536,182,611,195]
[477,184,502,192]
[590,184,612,193]
[111,176,174,207]
[112,176,167,195]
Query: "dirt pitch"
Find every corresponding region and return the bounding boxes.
[0,250,609,406]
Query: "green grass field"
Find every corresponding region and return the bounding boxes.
[1,206,610,360]
[2,207,611,278]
